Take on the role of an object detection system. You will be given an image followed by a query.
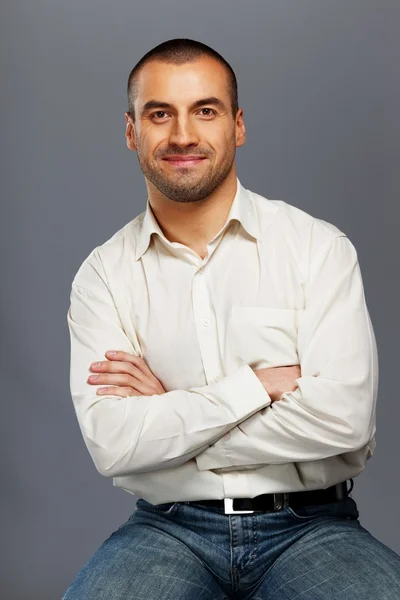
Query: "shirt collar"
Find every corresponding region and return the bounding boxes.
[134,177,262,261]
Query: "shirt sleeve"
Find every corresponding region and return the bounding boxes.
[66,254,272,478]
[195,235,378,471]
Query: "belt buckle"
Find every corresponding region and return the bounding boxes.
[224,498,254,515]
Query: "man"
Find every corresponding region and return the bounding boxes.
[63,38,400,599]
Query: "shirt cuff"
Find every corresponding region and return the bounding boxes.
[195,364,271,471]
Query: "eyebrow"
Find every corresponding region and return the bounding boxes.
[140,96,228,116]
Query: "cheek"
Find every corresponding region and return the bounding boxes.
[213,124,235,146]
[215,131,236,160]
[146,131,171,157]
[136,124,164,151]
[202,127,231,155]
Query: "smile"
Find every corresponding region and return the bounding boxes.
[162,158,207,168]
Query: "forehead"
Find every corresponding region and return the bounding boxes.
[135,57,230,105]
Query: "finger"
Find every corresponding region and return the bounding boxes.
[88,373,152,396]
[105,351,148,372]
[104,351,160,382]
[90,360,146,382]
[96,386,143,397]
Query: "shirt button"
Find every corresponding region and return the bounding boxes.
[198,267,204,274]
[202,319,210,327]
[214,374,222,381]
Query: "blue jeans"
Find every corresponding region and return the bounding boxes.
[62,496,400,599]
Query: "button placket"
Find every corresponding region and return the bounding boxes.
[192,266,224,386]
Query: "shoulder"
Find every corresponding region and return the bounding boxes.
[71,211,145,289]
[249,187,349,251]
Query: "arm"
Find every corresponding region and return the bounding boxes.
[196,235,378,471]
[67,252,272,478]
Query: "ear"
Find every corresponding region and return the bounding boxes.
[235,108,246,148]
[125,112,137,151]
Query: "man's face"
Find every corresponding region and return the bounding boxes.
[125,57,246,203]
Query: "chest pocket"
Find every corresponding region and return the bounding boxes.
[228,306,302,369]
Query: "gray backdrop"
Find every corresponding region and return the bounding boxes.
[1,1,399,598]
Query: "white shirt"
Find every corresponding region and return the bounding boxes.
[67,177,378,504]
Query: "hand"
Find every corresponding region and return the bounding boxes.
[252,365,301,402]
[87,351,167,397]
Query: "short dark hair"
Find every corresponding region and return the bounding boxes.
[126,38,239,121]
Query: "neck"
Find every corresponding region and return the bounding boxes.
[145,168,238,256]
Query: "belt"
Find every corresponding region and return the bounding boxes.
[186,480,353,515]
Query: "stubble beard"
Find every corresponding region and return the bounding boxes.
[136,144,236,204]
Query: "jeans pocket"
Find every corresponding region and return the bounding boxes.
[286,505,323,521]
[136,498,179,515]
[287,498,359,522]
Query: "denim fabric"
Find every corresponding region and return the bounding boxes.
[62,496,400,599]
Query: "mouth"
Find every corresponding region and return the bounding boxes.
[162,157,208,168]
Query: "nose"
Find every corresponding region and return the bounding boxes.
[168,115,200,147]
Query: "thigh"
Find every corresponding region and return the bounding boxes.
[251,515,400,600]
[62,509,227,600]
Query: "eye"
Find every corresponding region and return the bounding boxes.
[199,108,216,117]
[149,111,169,121]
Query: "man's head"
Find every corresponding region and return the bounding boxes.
[125,38,246,203]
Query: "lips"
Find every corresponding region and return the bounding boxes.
[162,156,207,167]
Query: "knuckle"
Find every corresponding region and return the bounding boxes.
[121,387,134,397]
[127,364,136,376]
[122,374,133,385]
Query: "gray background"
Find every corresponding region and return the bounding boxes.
[1,1,399,598]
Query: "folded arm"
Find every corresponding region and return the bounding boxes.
[67,251,272,478]
[196,235,378,471]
